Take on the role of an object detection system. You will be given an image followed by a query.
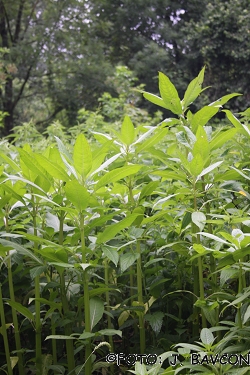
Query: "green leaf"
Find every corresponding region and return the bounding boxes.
[145,311,164,335]
[136,128,168,152]
[30,266,47,279]
[98,329,122,337]
[35,154,70,181]
[45,335,75,340]
[2,175,46,195]
[139,181,159,200]
[89,297,104,330]
[159,72,182,115]
[210,128,238,151]
[193,244,207,254]
[90,153,121,177]
[181,211,192,229]
[193,131,210,161]
[19,149,52,186]
[183,67,205,109]
[190,106,219,133]
[143,92,169,110]
[95,165,142,190]
[78,332,96,339]
[224,110,250,137]
[97,213,142,244]
[189,154,204,177]
[55,136,72,162]
[220,268,238,287]
[197,161,223,179]
[10,356,19,370]
[28,298,62,311]
[243,305,250,324]
[64,180,90,211]
[209,93,241,107]
[192,212,206,231]
[152,170,187,182]
[102,246,119,266]
[120,116,135,145]
[6,300,34,321]
[0,239,43,264]
[0,153,20,172]
[200,328,214,345]
[73,133,92,177]
[120,252,139,273]
[197,232,230,245]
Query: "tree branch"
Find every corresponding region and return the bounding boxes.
[35,106,64,126]
[12,62,34,110]
[13,0,25,44]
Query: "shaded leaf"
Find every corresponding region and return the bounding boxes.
[89,297,104,330]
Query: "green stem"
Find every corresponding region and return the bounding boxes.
[8,256,25,374]
[31,196,42,375]
[51,320,57,366]
[0,283,13,375]
[80,213,92,374]
[5,212,25,375]
[59,272,75,373]
[136,240,145,353]
[193,182,207,330]
[237,260,244,329]
[104,259,114,374]
[59,211,75,374]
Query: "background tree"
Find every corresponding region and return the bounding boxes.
[0,0,113,136]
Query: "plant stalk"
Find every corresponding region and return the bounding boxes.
[136,240,145,353]
[5,211,25,375]
[80,213,92,374]
[59,211,75,374]
[0,283,13,375]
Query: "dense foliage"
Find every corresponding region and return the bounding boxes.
[1,0,250,135]
[1,67,250,375]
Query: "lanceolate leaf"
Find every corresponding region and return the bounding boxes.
[19,149,51,186]
[89,297,104,330]
[0,153,20,172]
[142,92,169,110]
[121,116,135,145]
[159,72,182,115]
[139,181,159,200]
[90,153,121,177]
[190,106,219,133]
[183,67,205,109]
[35,154,70,181]
[95,165,142,190]
[6,300,34,322]
[0,239,43,264]
[210,128,238,151]
[97,213,142,244]
[55,136,72,162]
[98,329,122,337]
[73,133,92,178]
[189,154,204,177]
[209,93,241,107]
[224,110,250,137]
[64,180,90,211]
[136,128,168,152]
[197,161,223,179]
